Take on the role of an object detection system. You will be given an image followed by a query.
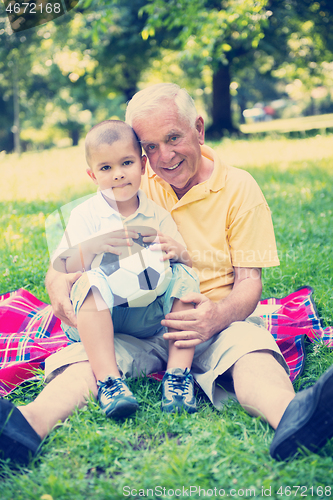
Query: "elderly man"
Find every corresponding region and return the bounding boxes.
[1,83,333,464]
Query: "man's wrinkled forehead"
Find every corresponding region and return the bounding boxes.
[132,104,188,144]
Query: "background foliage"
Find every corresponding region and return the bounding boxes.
[1,0,333,151]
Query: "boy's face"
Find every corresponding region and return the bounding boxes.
[87,137,146,208]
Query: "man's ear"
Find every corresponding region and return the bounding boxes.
[195,116,205,145]
[141,155,147,174]
[86,168,98,185]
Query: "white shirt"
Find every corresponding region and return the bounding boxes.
[51,189,185,265]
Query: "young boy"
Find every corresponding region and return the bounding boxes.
[52,120,200,419]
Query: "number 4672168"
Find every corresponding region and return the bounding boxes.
[6,3,62,14]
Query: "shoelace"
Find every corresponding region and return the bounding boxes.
[100,378,125,400]
[166,373,191,396]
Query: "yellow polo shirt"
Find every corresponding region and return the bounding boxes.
[141,144,279,302]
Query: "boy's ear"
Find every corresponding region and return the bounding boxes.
[141,155,147,174]
[86,168,98,185]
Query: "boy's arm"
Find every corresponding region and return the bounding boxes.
[65,241,96,273]
[52,242,96,274]
[57,229,140,273]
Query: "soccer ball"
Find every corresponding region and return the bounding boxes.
[91,230,172,307]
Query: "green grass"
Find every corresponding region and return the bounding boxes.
[240,113,333,135]
[1,135,333,499]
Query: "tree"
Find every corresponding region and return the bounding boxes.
[0,0,172,151]
[140,0,270,137]
[140,0,333,137]
[0,12,44,152]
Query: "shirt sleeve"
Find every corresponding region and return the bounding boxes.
[50,204,97,265]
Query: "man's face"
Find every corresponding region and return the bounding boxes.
[132,101,205,197]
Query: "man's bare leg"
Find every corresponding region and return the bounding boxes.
[18,361,97,439]
[231,349,295,429]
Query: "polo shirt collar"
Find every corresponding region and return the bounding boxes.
[96,189,154,219]
[201,144,227,193]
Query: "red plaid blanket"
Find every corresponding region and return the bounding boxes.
[1,287,332,396]
[0,289,69,396]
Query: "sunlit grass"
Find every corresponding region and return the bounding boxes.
[239,113,333,134]
[1,134,332,200]
[0,143,93,202]
[214,134,333,169]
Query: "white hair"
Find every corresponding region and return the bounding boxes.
[125,83,198,127]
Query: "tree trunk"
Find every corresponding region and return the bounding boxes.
[71,129,80,146]
[206,62,239,139]
[13,64,21,155]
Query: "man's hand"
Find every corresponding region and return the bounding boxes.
[162,267,263,348]
[162,293,220,348]
[46,268,82,327]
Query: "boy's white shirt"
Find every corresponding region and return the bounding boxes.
[51,189,186,265]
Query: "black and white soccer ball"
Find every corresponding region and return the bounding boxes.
[91,230,172,307]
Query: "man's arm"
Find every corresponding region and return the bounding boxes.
[162,267,262,348]
[45,264,82,327]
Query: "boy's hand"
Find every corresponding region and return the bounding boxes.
[63,228,140,274]
[82,228,139,257]
[143,231,192,267]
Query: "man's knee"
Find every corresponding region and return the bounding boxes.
[60,361,98,398]
[230,349,277,376]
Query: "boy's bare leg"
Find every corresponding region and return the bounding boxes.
[167,299,195,370]
[77,289,121,380]
[18,361,97,439]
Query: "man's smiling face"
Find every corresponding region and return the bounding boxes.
[132,100,205,198]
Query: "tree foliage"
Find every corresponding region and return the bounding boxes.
[140,0,333,136]
[141,0,270,136]
[1,0,333,150]
[0,0,165,151]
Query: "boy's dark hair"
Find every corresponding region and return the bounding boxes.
[85,120,142,166]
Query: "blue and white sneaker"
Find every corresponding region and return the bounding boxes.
[97,376,139,419]
[162,368,197,414]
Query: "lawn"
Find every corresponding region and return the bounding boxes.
[239,113,333,135]
[1,135,333,499]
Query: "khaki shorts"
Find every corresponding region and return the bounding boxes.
[45,316,288,409]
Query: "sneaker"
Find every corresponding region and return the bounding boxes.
[97,376,139,419]
[161,368,197,414]
[270,365,333,461]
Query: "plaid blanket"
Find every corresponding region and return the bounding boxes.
[0,289,69,396]
[1,287,332,396]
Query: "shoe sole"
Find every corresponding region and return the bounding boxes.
[104,399,139,420]
[271,365,333,460]
[161,403,197,414]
